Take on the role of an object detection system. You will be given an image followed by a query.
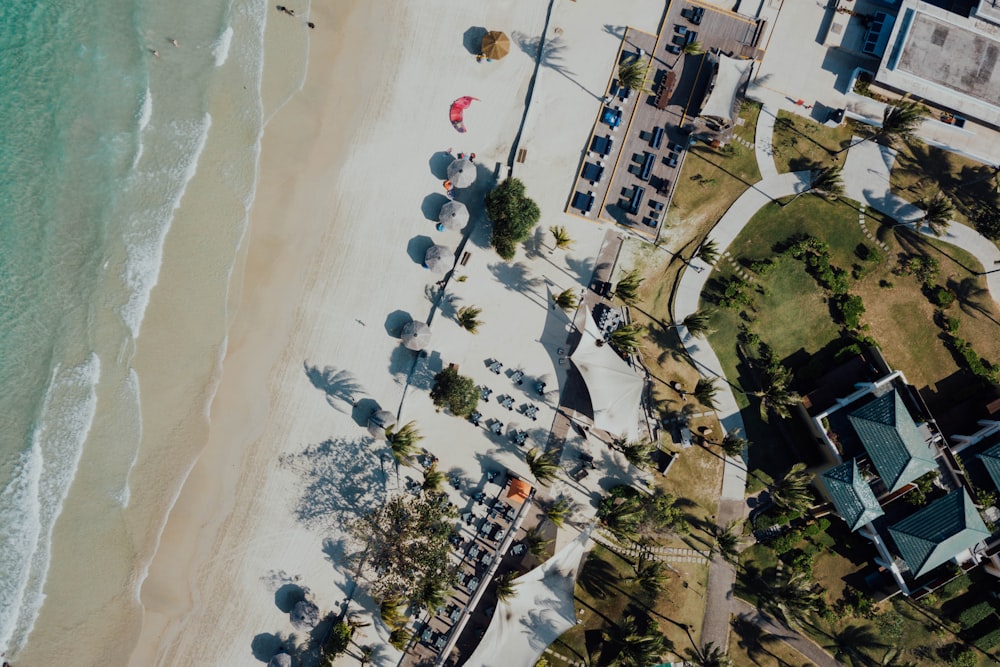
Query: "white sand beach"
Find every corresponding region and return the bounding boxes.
[129,1,665,665]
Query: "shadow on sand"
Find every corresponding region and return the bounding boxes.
[303,363,365,411]
[462,26,487,56]
[279,437,388,531]
[421,192,450,222]
[383,309,411,338]
[407,235,435,266]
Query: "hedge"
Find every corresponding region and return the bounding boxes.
[958,600,995,629]
[975,627,1000,651]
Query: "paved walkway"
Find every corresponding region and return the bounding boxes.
[754,104,779,181]
[733,600,841,667]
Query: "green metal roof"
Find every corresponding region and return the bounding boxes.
[978,441,1000,492]
[847,390,937,492]
[822,459,884,531]
[887,489,991,578]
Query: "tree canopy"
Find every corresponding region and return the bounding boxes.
[430,366,479,416]
[485,178,541,260]
[350,494,457,607]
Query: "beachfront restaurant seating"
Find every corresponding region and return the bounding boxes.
[572,190,595,215]
[591,134,613,156]
[650,126,664,150]
[624,185,645,215]
[638,152,655,182]
[601,106,622,128]
[582,162,604,184]
[663,152,679,168]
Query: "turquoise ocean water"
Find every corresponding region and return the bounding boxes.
[0,0,269,656]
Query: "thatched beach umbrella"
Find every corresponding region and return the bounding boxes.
[290,599,320,630]
[424,244,453,274]
[447,158,477,189]
[368,409,397,439]
[481,30,510,60]
[401,320,432,351]
[267,654,292,667]
[437,200,470,231]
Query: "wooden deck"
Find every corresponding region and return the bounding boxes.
[566,1,765,240]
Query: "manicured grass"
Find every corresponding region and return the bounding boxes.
[667,103,763,230]
[732,99,761,145]
[554,544,708,664]
[771,110,855,174]
[702,194,1000,419]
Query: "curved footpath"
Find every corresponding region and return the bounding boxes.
[678,103,1000,659]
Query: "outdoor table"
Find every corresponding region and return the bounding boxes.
[491,421,503,434]
[470,411,482,426]
[450,607,462,622]
[468,577,480,592]
[481,553,493,567]
[511,369,524,384]
[489,361,502,374]
[422,628,433,642]
[469,544,480,559]
[511,543,525,556]
[479,521,491,535]
[479,386,491,400]
[435,635,447,649]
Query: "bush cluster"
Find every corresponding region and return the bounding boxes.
[944,335,999,383]
[958,600,996,630]
[930,285,956,308]
[896,253,940,286]
[485,178,540,260]
[975,627,1000,651]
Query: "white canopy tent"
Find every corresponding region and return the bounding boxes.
[570,308,644,441]
[462,527,593,667]
[700,53,753,126]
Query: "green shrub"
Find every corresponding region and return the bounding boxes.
[770,532,800,555]
[939,573,972,599]
[430,366,480,416]
[833,294,866,329]
[958,600,995,629]
[803,517,831,536]
[975,627,1000,651]
[323,622,353,661]
[930,285,956,308]
[948,647,977,667]
[879,279,894,289]
[946,335,999,383]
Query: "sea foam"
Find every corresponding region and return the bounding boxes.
[213,26,234,67]
[119,113,212,340]
[0,354,101,656]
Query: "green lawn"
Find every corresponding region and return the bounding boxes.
[771,110,855,174]
[700,194,1000,472]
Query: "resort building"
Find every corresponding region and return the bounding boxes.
[801,352,999,597]
[873,0,1000,128]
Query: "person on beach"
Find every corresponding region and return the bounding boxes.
[308,21,315,28]
[170,38,178,47]
[152,49,160,57]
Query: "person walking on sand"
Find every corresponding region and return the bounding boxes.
[170,38,178,47]
[151,49,160,57]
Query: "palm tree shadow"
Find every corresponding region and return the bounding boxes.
[512,32,601,100]
[303,363,366,411]
[947,275,1000,326]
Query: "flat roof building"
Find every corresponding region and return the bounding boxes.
[875,0,1000,128]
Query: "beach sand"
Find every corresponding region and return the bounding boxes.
[124,1,665,666]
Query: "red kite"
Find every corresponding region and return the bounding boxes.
[450,96,480,133]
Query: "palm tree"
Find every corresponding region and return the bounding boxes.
[919,192,953,236]
[696,238,720,265]
[552,288,578,312]
[456,305,482,333]
[754,382,800,422]
[769,462,814,513]
[609,323,643,354]
[618,55,652,94]
[672,308,716,338]
[836,98,926,154]
[613,437,656,470]
[683,40,704,55]
[602,615,666,667]
[692,377,719,409]
[598,497,643,543]
[787,165,845,204]
[521,525,552,558]
[385,420,421,466]
[525,448,560,486]
[759,567,823,627]
[615,269,644,305]
[632,557,669,595]
[712,520,743,566]
[717,432,748,457]
[388,627,412,650]
[825,623,888,667]
[548,225,573,252]
[543,496,572,528]
[421,464,444,493]
[685,641,733,667]
[379,595,405,627]
[494,571,519,601]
